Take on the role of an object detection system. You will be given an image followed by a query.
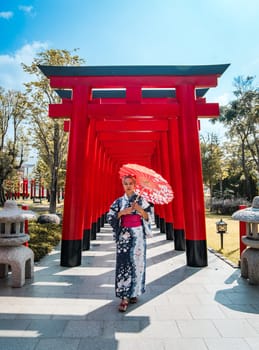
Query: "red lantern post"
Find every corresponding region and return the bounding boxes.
[239,205,247,258]
[22,204,29,247]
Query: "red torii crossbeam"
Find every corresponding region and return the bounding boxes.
[38,64,229,268]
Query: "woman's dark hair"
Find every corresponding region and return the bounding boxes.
[122,175,136,185]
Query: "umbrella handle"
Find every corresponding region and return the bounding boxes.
[134,193,141,203]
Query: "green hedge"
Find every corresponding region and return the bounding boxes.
[211,199,251,215]
[28,222,62,262]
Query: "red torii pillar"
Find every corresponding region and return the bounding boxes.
[176,84,207,266]
[168,117,186,250]
[152,143,166,233]
[160,131,174,239]
[60,86,90,266]
[89,134,99,240]
[82,118,96,250]
[93,143,103,235]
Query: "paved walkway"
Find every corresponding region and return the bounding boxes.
[1,224,259,350]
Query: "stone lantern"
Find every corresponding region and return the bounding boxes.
[0,200,36,287]
[232,196,259,284]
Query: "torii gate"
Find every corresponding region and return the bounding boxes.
[39,64,229,268]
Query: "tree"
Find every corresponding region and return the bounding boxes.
[212,76,259,199]
[214,140,256,199]
[0,88,29,206]
[200,133,226,209]
[22,49,85,213]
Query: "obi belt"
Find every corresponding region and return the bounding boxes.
[121,214,142,228]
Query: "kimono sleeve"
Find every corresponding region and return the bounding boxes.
[106,198,121,241]
[141,198,153,238]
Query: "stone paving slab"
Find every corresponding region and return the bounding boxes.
[0,223,259,349]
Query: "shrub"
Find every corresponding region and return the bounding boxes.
[211,198,251,215]
[28,222,62,262]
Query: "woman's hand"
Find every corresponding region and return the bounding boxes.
[118,207,133,218]
[131,203,148,220]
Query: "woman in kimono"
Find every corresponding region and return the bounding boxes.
[107,175,152,312]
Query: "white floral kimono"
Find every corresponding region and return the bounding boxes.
[107,193,152,299]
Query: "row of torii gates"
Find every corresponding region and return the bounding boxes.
[39,64,229,268]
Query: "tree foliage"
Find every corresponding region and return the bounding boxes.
[22,49,85,213]
[211,76,259,200]
[0,88,29,205]
[200,133,226,208]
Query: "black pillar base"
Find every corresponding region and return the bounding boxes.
[165,222,174,240]
[100,214,105,227]
[83,229,91,251]
[60,239,82,267]
[155,214,160,228]
[174,229,186,251]
[159,218,166,233]
[97,217,101,233]
[91,222,97,240]
[186,239,208,267]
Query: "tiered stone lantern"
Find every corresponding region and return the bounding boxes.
[232,196,259,285]
[0,200,36,287]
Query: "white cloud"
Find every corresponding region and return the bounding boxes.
[217,93,232,106]
[19,5,33,13]
[0,11,13,19]
[199,119,226,141]
[0,41,49,90]
[206,88,234,106]
[18,5,34,16]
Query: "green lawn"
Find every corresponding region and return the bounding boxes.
[205,211,241,266]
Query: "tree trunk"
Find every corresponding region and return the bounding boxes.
[49,122,60,213]
[241,140,252,200]
[49,169,57,213]
[209,182,213,211]
[0,182,5,207]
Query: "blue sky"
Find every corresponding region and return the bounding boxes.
[0,0,258,137]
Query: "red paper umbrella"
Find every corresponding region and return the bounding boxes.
[119,163,174,205]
